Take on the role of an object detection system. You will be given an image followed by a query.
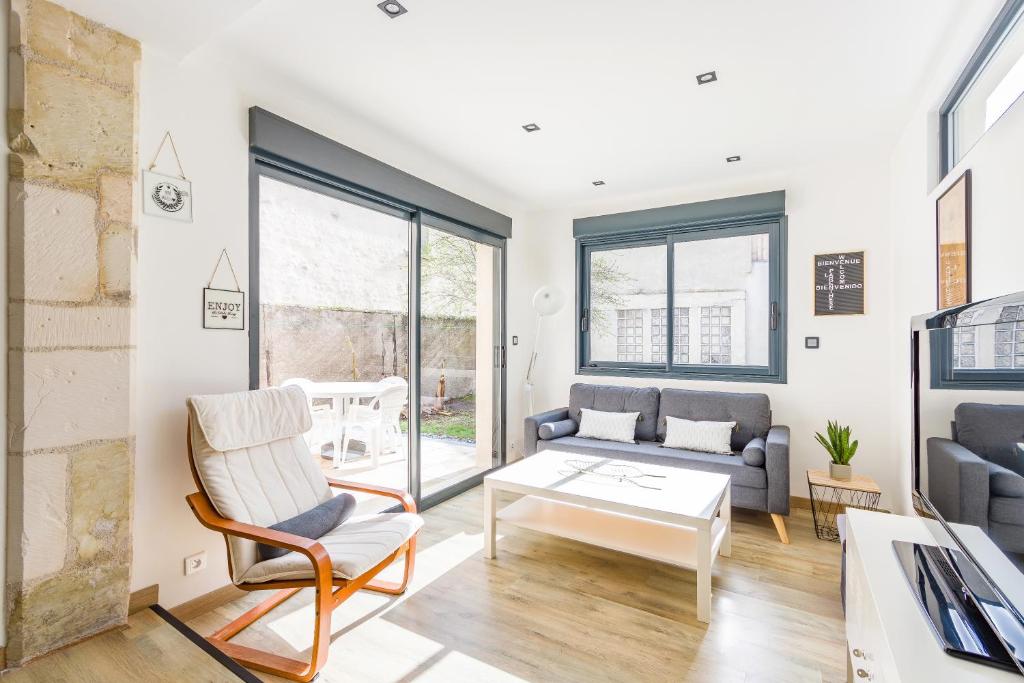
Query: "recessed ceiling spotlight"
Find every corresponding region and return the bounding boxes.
[696,71,718,85]
[592,180,606,186]
[726,155,742,163]
[522,123,541,132]
[377,1,407,18]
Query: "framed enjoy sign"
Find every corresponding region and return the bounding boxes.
[203,288,245,330]
[814,251,865,316]
[203,249,245,330]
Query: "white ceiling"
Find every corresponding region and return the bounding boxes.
[60,0,982,209]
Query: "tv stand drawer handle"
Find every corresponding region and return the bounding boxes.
[856,668,872,680]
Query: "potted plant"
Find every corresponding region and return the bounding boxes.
[815,420,858,481]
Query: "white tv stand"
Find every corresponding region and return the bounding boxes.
[845,509,1022,682]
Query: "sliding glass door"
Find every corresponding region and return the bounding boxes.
[419,220,503,501]
[252,165,504,511]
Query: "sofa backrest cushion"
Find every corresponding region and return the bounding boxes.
[955,402,1024,475]
[657,388,771,452]
[568,383,660,441]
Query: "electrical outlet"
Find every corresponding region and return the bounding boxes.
[184,551,208,576]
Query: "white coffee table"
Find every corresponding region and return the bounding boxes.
[484,449,731,623]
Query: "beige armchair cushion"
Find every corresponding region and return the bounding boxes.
[187,385,420,584]
[240,512,423,583]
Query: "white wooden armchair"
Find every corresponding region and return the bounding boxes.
[184,386,423,682]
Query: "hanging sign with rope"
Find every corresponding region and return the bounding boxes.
[142,131,193,222]
[203,249,245,330]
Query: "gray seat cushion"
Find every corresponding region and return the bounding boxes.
[545,436,767,489]
[990,495,1024,526]
[657,389,771,451]
[955,403,1024,476]
[568,383,660,441]
[990,462,1024,498]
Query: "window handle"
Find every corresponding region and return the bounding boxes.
[581,309,589,333]
[770,302,779,331]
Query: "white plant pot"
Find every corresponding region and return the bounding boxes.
[829,462,852,481]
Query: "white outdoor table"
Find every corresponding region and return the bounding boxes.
[484,449,731,623]
[303,381,389,462]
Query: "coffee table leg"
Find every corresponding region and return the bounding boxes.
[697,524,711,623]
[484,481,496,559]
[720,486,732,558]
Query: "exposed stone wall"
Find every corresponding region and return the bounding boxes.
[6,0,138,664]
[259,304,478,399]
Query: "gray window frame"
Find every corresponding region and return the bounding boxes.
[939,0,1024,178]
[576,216,787,384]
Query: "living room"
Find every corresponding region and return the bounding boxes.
[3,0,1024,681]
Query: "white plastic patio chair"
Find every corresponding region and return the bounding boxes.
[338,384,408,468]
[281,378,335,457]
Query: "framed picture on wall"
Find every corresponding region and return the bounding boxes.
[935,169,971,308]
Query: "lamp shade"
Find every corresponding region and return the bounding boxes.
[532,286,564,317]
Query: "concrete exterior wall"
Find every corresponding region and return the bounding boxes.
[5,0,138,663]
[259,304,477,400]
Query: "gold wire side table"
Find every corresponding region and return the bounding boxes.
[806,469,881,541]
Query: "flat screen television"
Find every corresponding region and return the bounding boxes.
[911,291,1024,674]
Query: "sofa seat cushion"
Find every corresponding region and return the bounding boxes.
[955,403,1024,475]
[657,388,770,451]
[239,512,423,584]
[990,462,1024,498]
[990,496,1024,526]
[569,383,660,441]
[545,436,767,489]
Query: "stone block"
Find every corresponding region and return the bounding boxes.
[8,453,68,583]
[21,0,139,89]
[13,61,134,189]
[9,181,98,302]
[9,349,131,453]
[8,561,129,663]
[99,223,133,300]
[69,441,130,565]
[10,303,131,349]
[98,174,134,224]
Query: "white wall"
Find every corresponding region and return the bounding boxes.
[519,153,903,509]
[134,48,527,608]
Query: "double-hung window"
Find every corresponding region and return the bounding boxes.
[575,192,787,383]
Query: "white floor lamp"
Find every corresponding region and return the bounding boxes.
[525,285,565,416]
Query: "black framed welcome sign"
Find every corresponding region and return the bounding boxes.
[814,251,865,316]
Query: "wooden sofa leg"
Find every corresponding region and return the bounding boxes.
[771,514,790,544]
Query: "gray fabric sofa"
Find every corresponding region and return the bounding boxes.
[524,383,791,542]
[927,402,1024,555]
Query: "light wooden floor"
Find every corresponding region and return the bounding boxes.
[187,488,847,683]
[0,488,846,682]
[0,608,241,682]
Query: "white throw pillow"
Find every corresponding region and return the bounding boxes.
[576,408,639,444]
[663,416,736,454]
